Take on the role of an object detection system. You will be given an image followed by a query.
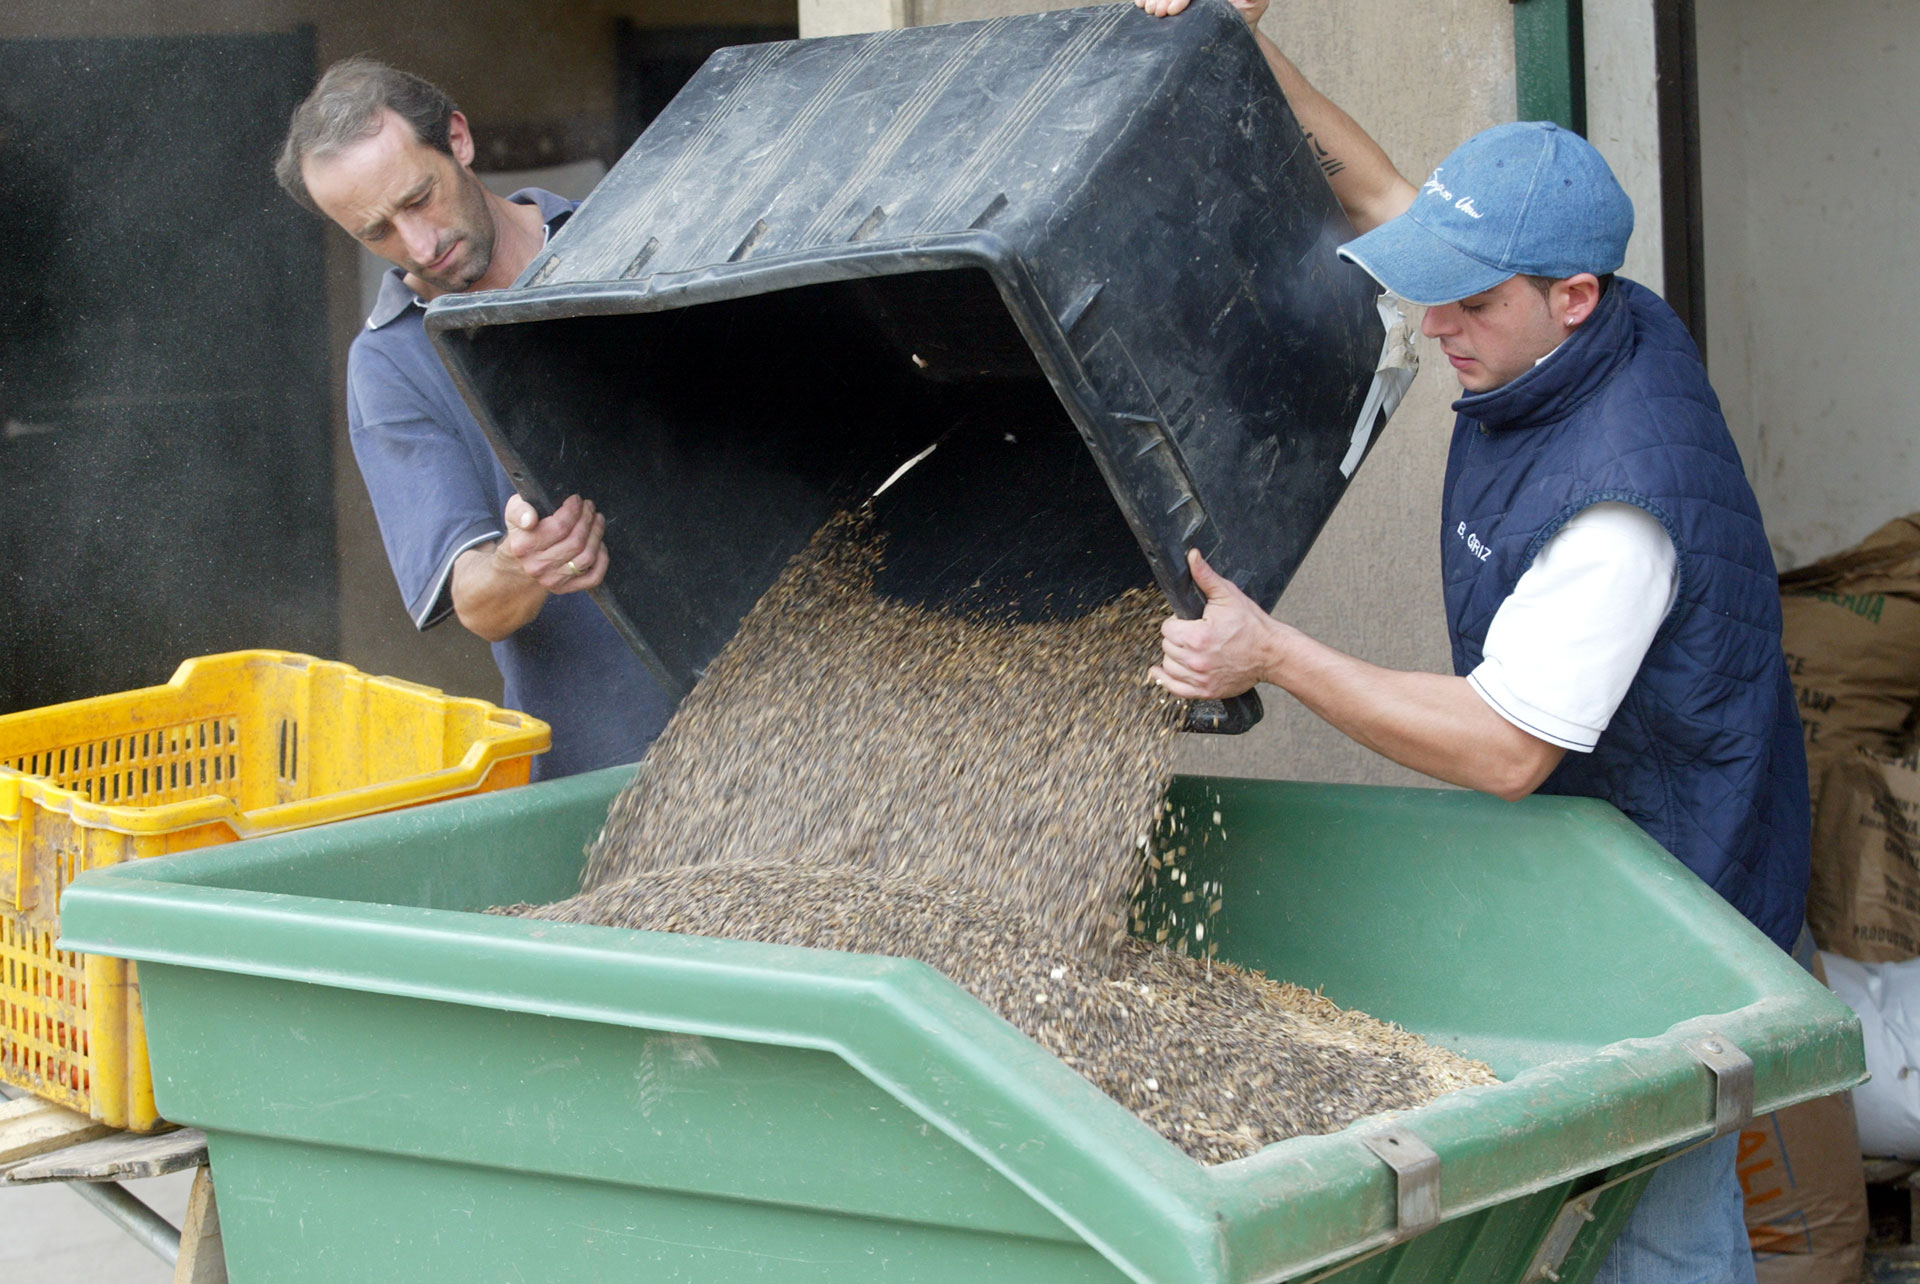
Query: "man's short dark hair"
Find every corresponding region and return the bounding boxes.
[1524,272,1615,300]
[275,57,459,214]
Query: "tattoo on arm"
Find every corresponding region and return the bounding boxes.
[1306,132,1347,178]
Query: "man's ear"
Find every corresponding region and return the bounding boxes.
[447,110,476,169]
[1555,273,1603,330]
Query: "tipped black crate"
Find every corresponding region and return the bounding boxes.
[429,0,1391,714]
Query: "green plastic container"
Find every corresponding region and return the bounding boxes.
[58,768,1862,1284]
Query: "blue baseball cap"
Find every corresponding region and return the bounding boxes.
[1337,121,1634,306]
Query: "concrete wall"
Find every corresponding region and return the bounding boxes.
[1582,0,1662,292]
[800,0,1515,785]
[3,0,793,701]
[1696,0,1920,570]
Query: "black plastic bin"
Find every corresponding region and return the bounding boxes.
[429,0,1397,725]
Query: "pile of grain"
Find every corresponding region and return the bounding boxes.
[499,862,1497,1163]
[517,509,1496,1163]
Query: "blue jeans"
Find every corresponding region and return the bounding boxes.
[1592,1132,1756,1284]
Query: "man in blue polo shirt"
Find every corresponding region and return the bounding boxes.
[274,58,672,779]
[1142,2,1806,1281]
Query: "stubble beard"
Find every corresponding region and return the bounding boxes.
[418,172,498,294]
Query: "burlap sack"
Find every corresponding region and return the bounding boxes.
[1808,747,1920,961]
[1742,1093,1870,1284]
[1780,515,1920,597]
[1781,514,1920,813]
[1783,592,1920,776]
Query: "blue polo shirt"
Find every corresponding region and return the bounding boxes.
[345,188,673,780]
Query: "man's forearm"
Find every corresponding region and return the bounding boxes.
[1265,630,1565,801]
[1154,552,1564,799]
[451,542,547,643]
[1252,31,1416,233]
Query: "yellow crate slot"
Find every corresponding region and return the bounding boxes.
[0,650,548,1130]
[0,907,90,1118]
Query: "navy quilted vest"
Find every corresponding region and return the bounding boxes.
[1442,279,1809,949]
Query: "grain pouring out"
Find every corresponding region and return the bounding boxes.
[502,509,1495,1163]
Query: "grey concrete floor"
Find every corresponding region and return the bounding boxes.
[0,1168,194,1283]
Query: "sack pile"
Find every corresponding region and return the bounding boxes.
[1781,515,1920,962]
[1754,516,1920,1280]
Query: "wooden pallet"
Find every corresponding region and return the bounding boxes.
[0,1098,225,1283]
[0,1095,113,1168]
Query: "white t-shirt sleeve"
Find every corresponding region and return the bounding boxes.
[1467,502,1678,752]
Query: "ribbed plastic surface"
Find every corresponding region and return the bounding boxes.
[0,650,547,1128]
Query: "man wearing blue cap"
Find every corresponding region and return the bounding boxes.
[1142,2,1807,1281]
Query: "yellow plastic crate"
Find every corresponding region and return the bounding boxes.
[0,651,550,1130]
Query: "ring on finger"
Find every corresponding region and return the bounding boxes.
[564,559,582,577]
